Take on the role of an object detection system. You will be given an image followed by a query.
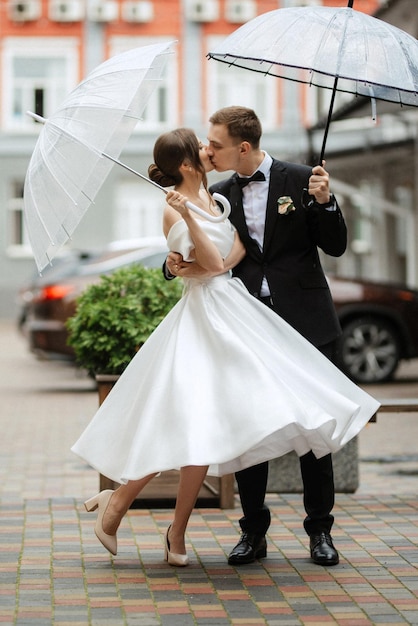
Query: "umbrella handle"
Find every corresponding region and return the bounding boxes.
[185,193,231,222]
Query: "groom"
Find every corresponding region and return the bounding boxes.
[165,106,346,567]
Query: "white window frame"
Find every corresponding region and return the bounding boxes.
[303,81,355,128]
[2,37,79,132]
[206,36,279,131]
[114,178,165,241]
[109,36,178,131]
[6,178,33,257]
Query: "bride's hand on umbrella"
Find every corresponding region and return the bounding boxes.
[308,161,331,205]
[166,191,190,216]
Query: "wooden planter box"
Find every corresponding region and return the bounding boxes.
[96,374,235,509]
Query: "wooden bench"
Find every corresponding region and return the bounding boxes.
[368,398,418,423]
[96,373,417,509]
[376,398,418,413]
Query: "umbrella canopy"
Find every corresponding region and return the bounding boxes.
[24,41,174,272]
[208,5,418,161]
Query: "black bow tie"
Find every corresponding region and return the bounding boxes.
[236,171,266,188]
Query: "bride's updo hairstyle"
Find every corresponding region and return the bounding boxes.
[148,128,208,190]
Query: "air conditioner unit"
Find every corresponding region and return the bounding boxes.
[88,1,118,22]
[290,0,322,6]
[49,0,85,22]
[8,0,42,22]
[186,0,219,23]
[122,1,154,23]
[225,0,256,24]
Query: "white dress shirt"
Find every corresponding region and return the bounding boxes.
[238,152,272,297]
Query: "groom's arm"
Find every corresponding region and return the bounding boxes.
[162,252,189,280]
[163,252,213,280]
[162,258,176,281]
[163,235,246,280]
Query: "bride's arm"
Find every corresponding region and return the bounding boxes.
[164,192,224,273]
[222,234,246,271]
[166,231,245,279]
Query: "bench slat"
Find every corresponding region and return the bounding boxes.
[367,398,418,423]
[377,399,418,412]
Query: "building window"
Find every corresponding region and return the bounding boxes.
[134,75,170,128]
[110,37,178,130]
[2,38,79,131]
[114,179,165,241]
[304,82,354,129]
[12,57,66,125]
[7,180,32,254]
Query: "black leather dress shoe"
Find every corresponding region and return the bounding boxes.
[228,532,267,565]
[310,532,339,566]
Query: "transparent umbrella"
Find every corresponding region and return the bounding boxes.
[24,41,230,272]
[208,0,418,164]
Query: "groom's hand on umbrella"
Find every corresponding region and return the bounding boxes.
[308,161,331,205]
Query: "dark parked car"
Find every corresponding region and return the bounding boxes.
[18,249,96,327]
[19,246,418,384]
[19,238,168,360]
[327,275,418,384]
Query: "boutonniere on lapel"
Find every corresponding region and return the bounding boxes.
[277,196,296,215]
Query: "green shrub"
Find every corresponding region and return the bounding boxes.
[66,264,183,375]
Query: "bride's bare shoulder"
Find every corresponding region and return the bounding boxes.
[163,204,182,238]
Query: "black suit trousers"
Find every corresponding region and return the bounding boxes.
[235,338,338,537]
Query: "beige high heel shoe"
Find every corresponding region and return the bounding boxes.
[164,526,189,567]
[84,490,117,556]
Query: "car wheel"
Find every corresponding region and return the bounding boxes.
[338,317,400,384]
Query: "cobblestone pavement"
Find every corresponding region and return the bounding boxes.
[1,321,418,625]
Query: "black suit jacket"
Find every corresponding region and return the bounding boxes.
[209,159,347,347]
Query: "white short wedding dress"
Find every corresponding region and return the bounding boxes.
[72,219,379,483]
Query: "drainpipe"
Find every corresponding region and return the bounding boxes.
[83,0,106,76]
[181,0,203,131]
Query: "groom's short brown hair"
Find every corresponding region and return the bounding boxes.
[209,106,262,149]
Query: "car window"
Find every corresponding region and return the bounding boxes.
[25,251,100,286]
[137,252,168,268]
[78,247,168,276]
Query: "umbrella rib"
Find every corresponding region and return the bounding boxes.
[30,126,98,249]
[213,54,343,84]
[58,103,144,118]
[34,138,94,242]
[213,53,418,103]
[383,24,416,103]
[24,125,75,247]
[38,128,96,205]
[24,174,57,247]
[29,112,105,164]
